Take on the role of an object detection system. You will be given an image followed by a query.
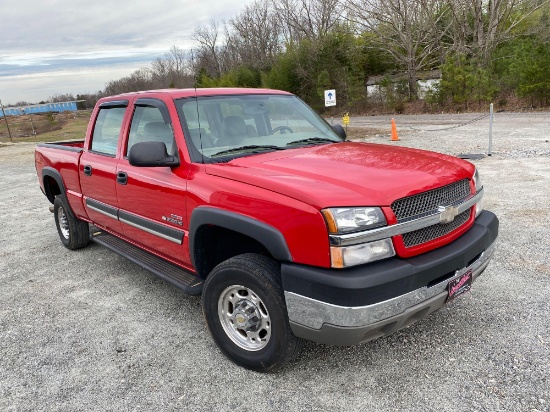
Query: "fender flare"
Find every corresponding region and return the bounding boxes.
[41,167,79,219]
[42,167,67,204]
[188,207,293,269]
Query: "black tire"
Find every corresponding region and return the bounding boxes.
[53,196,89,250]
[202,253,301,372]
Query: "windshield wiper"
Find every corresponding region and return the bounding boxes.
[286,137,338,147]
[211,145,285,157]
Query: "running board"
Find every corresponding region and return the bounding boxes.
[91,230,203,295]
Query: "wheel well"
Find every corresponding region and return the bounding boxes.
[44,176,61,203]
[193,225,272,279]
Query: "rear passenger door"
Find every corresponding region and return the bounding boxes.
[80,100,128,232]
[115,98,189,266]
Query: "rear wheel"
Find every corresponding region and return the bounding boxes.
[202,253,301,372]
[53,196,89,250]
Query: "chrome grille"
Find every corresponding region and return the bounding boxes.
[402,210,471,247]
[391,179,472,248]
[391,179,471,222]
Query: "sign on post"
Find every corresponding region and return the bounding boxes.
[324,90,336,107]
[342,112,350,125]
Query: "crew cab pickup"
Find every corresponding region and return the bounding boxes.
[35,88,498,371]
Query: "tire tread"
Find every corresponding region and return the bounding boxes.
[54,196,89,250]
[202,253,302,372]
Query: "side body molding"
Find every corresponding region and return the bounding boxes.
[189,207,293,268]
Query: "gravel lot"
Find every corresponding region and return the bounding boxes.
[1,112,549,411]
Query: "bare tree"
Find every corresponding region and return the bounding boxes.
[273,0,343,43]
[347,0,450,99]
[189,0,343,78]
[49,93,76,102]
[151,46,194,88]
[448,0,550,64]
[191,20,224,77]
[104,68,153,95]
[226,1,282,69]
[168,46,188,75]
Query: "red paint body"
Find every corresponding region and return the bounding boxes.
[35,88,477,271]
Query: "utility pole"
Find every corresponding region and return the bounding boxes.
[0,100,13,141]
[487,103,493,156]
[30,117,36,135]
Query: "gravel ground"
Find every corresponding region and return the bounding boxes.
[1,112,549,411]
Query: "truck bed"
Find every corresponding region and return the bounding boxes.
[35,140,85,211]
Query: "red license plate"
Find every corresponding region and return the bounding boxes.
[447,270,473,303]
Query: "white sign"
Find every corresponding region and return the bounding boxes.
[324,89,336,107]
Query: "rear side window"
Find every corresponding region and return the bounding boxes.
[90,107,126,156]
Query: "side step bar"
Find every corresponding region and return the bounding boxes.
[91,230,203,295]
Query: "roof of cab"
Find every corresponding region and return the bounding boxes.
[103,88,293,101]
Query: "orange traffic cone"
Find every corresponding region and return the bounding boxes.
[391,118,399,141]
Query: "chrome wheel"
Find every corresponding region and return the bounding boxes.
[57,206,70,239]
[217,285,271,351]
[203,254,301,371]
[53,196,89,250]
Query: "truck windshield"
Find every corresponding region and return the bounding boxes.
[175,94,342,162]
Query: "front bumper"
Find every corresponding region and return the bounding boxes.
[281,210,498,346]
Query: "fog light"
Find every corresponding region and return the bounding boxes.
[330,238,395,268]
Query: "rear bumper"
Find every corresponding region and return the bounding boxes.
[281,210,498,345]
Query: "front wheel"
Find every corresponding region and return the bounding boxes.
[202,254,301,372]
[53,196,89,250]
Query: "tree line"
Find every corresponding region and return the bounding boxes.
[48,0,550,113]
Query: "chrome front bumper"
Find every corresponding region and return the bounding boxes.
[285,240,496,346]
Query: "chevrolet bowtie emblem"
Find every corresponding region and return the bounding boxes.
[438,205,459,223]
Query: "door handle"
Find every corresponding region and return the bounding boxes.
[117,171,128,185]
[83,165,92,176]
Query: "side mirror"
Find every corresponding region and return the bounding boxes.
[128,142,180,167]
[332,124,346,140]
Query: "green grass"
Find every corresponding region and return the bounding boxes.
[0,112,91,144]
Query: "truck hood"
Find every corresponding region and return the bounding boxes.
[205,142,474,209]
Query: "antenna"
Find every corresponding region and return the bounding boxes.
[194,87,205,164]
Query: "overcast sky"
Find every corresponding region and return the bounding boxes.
[0,0,254,105]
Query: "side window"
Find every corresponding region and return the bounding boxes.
[90,107,126,156]
[127,106,176,156]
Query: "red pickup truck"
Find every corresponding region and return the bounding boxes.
[35,88,498,371]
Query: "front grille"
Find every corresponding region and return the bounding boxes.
[391,179,471,222]
[402,209,470,247]
[391,179,472,248]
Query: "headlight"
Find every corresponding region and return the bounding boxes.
[321,207,386,234]
[322,207,394,268]
[473,168,483,217]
